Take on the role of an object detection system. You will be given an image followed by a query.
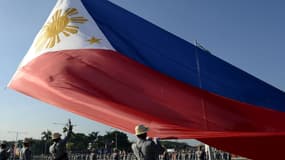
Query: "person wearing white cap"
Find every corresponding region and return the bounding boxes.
[49,119,73,160]
[131,124,165,160]
[19,138,32,160]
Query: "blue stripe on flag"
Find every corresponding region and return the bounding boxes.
[81,0,285,112]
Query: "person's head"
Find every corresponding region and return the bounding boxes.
[52,132,62,142]
[135,124,149,139]
[23,138,30,148]
[0,141,7,149]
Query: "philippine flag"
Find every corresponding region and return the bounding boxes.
[9,0,285,159]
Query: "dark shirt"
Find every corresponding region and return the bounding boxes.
[132,138,164,160]
[20,148,32,160]
[0,149,9,160]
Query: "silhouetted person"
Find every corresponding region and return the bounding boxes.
[132,124,165,160]
[0,141,10,160]
[49,119,73,160]
[19,138,32,160]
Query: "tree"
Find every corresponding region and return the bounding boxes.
[30,139,46,155]
[37,128,133,154]
[41,130,52,141]
[41,130,52,154]
[160,141,192,150]
[69,133,89,152]
[103,131,132,152]
[88,131,99,143]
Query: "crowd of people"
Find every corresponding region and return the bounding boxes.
[0,122,233,160]
[0,120,73,160]
[0,138,32,160]
[32,148,231,160]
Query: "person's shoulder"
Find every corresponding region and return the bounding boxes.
[131,143,137,149]
[142,139,153,147]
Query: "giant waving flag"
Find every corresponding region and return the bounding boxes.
[9,0,285,159]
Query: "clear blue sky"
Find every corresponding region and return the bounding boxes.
[0,0,284,143]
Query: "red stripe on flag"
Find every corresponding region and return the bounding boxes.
[9,49,285,159]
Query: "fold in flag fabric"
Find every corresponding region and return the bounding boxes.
[9,0,285,159]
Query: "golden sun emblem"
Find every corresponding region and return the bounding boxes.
[34,8,88,51]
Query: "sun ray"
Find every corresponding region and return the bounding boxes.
[53,10,61,22]
[35,35,47,51]
[64,8,78,16]
[70,17,88,23]
[47,36,56,48]
[45,39,50,49]
[66,25,79,29]
[56,34,60,44]
[62,31,71,37]
[64,26,79,34]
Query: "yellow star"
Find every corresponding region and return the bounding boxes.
[87,36,101,44]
